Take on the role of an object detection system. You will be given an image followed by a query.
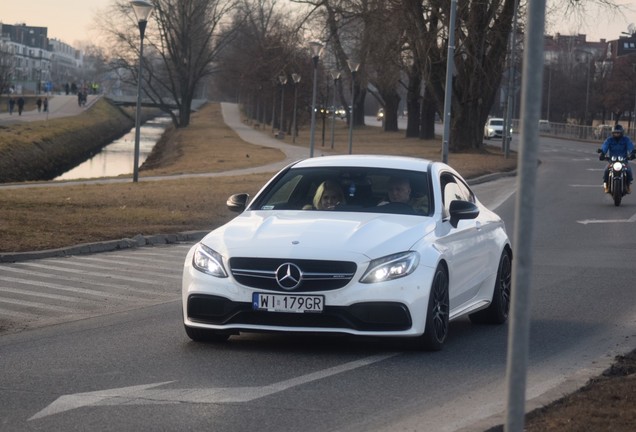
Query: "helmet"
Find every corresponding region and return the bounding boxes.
[612,124,624,136]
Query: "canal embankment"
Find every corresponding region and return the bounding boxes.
[0,97,159,183]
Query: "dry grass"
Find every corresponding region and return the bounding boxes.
[0,102,515,253]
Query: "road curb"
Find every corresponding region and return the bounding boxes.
[0,230,208,263]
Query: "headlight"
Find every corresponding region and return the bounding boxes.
[192,243,228,277]
[360,251,420,283]
[613,161,623,171]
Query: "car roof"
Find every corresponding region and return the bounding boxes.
[290,155,435,172]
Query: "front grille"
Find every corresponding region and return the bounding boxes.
[229,257,357,292]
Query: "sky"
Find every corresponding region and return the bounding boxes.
[1,1,635,47]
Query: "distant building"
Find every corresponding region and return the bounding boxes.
[0,22,83,94]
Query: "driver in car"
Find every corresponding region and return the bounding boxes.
[379,177,428,214]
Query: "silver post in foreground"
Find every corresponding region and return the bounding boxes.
[504,1,546,431]
[441,0,457,164]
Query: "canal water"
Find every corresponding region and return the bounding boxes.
[54,116,172,181]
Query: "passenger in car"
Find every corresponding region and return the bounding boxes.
[304,180,345,210]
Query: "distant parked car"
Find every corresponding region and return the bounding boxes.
[377,108,385,122]
[538,120,551,133]
[484,118,504,139]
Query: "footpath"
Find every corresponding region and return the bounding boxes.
[0,94,99,124]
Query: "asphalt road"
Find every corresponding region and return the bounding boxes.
[1,127,635,431]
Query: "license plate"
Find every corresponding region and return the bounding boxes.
[252,293,324,313]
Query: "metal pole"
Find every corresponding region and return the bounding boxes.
[292,74,300,144]
[546,66,552,122]
[279,85,285,132]
[348,70,357,155]
[504,1,545,431]
[441,0,457,164]
[330,72,340,149]
[309,57,319,158]
[585,57,591,125]
[503,0,519,159]
[279,74,287,134]
[132,19,147,183]
[271,86,277,133]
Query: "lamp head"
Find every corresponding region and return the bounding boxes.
[278,74,288,85]
[331,71,341,81]
[309,41,324,59]
[292,73,301,84]
[131,0,153,22]
[347,60,360,73]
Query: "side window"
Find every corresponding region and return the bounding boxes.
[441,173,474,217]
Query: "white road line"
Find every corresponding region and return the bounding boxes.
[73,255,181,269]
[10,262,169,285]
[0,274,158,300]
[0,307,40,319]
[41,258,181,280]
[0,298,77,313]
[0,266,174,297]
[0,287,98,304]
[577,213,636,224]
[30,353,399,420]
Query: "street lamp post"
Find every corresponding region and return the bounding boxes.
[131,0,153,183]
[291,73,301,143]
[347,60,359,155]
[330,71,341,149]
[309,41,323,158]
[441,0,457,164]
[278,73,287,137]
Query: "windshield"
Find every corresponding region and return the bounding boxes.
[251,167,432,216]
[489,119,503,126]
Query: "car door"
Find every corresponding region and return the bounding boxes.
[438,173,492,310]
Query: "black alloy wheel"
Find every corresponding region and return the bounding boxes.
[418,265,450,351]
[469,250,512,325]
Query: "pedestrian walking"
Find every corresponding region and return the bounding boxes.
[43,97,49,112]
[17,97,25,116]
[8,97,15,115]
[36,97,43,112]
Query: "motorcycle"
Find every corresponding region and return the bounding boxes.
[597,149,633,206]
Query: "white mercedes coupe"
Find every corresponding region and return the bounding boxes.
[182,155,512,350]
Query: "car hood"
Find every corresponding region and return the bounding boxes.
[201,211,436,261]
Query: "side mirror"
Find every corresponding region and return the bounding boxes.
[227,193,249,212]
[449,200,479,228]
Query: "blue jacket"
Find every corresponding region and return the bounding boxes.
[601,135,634,158]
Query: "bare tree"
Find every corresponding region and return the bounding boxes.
[100,0,239,128]
[214,0,312,131]
[0,44,15,95]
[603,55,636,125]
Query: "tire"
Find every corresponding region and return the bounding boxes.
[613,178,622,206]
[417,265,450,351]
[184,325,231,343]
[469,250,512,325]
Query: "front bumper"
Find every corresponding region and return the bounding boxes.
[182,252,435,337]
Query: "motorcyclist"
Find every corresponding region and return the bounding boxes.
[599,124,635,194]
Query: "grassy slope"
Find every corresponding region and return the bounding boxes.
[0,99,137,182]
